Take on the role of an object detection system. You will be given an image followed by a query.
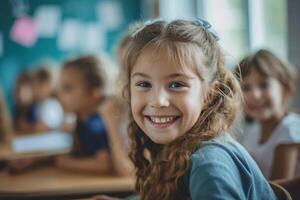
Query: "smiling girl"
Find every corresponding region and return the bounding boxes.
[236,49,300,179]
[94,19,276,200]
[126,19,277,200]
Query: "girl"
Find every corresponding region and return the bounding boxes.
[95,19,276,199]
[56,55,111,174]
[13,72,34,133]
[236,49,300,179]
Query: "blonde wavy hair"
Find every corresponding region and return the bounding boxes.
[122,19,242,200]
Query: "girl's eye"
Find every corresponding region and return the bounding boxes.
[169,81,185,89]
[136,81,151,88]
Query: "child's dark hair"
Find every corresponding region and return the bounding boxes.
[235,49,297,95]
[32,68,52,83]
[63,55,106,90]
[122,19,242,200]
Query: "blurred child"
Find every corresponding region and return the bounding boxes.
[56,55,112,174]
[13,72,34,133]
[94,19,276,200]
[30,67,64,132]
[96,25,144,177]
[236,49,300,179]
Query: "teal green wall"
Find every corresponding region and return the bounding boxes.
[0,0,142,112]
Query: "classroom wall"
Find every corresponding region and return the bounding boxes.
[0,0,142,112]
[288,0,300,109]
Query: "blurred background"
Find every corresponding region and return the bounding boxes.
[0,0,299,114]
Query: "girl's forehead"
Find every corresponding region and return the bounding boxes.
[132,44,203,77]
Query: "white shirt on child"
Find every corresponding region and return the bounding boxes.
[36,98,64,130]
[241,112,300,178]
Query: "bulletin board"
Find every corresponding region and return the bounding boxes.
[0,0,142,112]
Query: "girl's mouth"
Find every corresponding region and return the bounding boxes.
[145,115,180,128]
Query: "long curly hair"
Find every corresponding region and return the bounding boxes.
[122,19,242,200]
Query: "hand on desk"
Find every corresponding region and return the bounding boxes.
[55,150,112,174]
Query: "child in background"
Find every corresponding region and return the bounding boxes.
[97,24,144,177]
[30,67,64,133]
[13,72,34,133]
[236,49,300,179]
[56,55,111,174]
[94,19,276,200]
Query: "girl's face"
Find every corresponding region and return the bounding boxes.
[59,68,96,115]
[242,69,285,121]
[130,50,206,144]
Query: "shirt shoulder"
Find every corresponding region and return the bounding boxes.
[189,135,276,199]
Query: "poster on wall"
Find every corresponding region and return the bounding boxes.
[96,1,124,30]
[10,16,38,47]
[34,5,61,38]
[57,19,82,50]
[82,23,106,52]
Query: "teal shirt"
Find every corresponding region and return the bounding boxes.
[125,134,277,200]
[188,134,277,200]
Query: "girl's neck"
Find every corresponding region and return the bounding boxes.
[259,111,286,144]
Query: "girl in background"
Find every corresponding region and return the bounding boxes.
[236,49,300,179]
[95,19,275,200]
[30,67,64,132]
[56,55,111,174]
[98,24,144,177]
[13,72,34,133]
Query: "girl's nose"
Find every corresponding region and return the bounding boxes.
[149,89,170,108]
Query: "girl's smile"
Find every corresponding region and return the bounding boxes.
[144,115,181,128]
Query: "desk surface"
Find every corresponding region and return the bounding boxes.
[0,167,135,197]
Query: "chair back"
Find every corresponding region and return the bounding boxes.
[269,182,292,200]
[270,143,300,181]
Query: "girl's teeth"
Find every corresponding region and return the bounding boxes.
[150,117,175,123]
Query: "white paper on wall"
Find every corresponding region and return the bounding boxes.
[96,1,124,30]
[34,5,61,37]
[57,19,82,50]
[81,23,106,52]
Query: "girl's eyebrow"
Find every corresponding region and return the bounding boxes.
[131,72,150,78]
[132,72,196,79]
[167,73,196,79]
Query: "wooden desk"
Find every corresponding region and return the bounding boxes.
[0,166,135,199]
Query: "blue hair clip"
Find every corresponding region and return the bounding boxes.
[195,18,219,41]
